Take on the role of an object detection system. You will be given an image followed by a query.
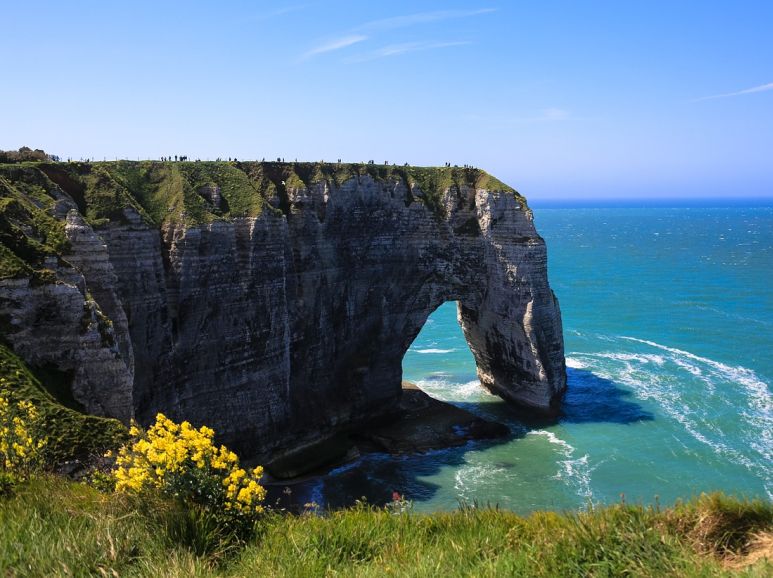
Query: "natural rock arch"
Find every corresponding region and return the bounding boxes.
[267,174,567,458]
[0,162,566,462]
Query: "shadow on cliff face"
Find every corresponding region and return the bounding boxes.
[265,367,653,511]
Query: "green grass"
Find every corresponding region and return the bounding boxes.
[0,159,526,289]
[1,160,523,230]
[0,166,69,281]
[0,475,770,577]
[0,344,127,465]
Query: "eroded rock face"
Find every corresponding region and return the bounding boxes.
[0,271,134,422]
[0,163,566,460]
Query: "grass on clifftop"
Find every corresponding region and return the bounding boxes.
[0,165,70,282]
[0,160,523,232]
[0,475,770,577]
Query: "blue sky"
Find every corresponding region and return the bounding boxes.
[2,1,772,199]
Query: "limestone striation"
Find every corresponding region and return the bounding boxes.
[0,161,566,461]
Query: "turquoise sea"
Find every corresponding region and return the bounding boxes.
[298,204,773,513]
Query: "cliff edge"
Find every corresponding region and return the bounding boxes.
[0,160,566,461]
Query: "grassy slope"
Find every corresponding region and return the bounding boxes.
[0,344,127,464]
[4,160,521,226]
[0,160,522,276]
[0,476,770,577]
[0,166,129,464]
[0,165,69,282]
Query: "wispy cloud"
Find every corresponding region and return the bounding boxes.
[694,82,773,101]
[347,41,471,63]
[300,34,368,60]
[358,8,496,31]
[299,7,493,62]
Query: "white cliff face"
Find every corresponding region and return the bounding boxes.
[0,163,566,460]
[0,275,134,422]
[460,190,565,410]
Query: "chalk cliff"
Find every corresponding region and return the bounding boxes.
[0,161,566,460]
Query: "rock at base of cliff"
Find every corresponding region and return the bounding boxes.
[355,381,510,454]
[264,381,509,480]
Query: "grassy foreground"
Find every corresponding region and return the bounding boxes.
[0,476,770,577]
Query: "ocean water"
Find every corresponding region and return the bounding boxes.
[295,205,772,513]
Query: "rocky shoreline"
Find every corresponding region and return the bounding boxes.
[264,381,509,481]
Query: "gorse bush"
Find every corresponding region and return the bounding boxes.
[0,394,47,484]
[113,413,266,541]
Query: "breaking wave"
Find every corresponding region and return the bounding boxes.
[414,348,457,354]
[414,378,494,402]
[529,430,594,502]
[565,357,588,369]
[453,462,510,502]
[572,336,772,499]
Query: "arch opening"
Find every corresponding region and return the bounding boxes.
[402,301,481,403]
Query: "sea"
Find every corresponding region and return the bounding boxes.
[288,200,772,513]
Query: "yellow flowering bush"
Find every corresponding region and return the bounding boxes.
[0,396,47,479]
[113,413,266,528]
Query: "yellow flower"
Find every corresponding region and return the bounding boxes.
[111,414,266,519]
[0,395,47,477]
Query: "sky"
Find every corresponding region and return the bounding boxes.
[1,1,772,200]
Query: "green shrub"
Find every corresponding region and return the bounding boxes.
[0,343,128,466]
[113,414,266,549]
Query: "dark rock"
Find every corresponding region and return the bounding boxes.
[0,162,566,465]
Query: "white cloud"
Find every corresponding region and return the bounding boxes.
[347,41,471,63]
[300,34,368,60]
[695,82,773,101]
[359,8,496,31]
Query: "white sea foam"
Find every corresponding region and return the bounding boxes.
[558,455,594,501]
[577,337,772,498]
[565,356,588,369]
[593,352,666,366]
[457,380,490,399]
[529,429,575,453]
[671,357,703,377]
[453,462,509,499]
[529,430,594,502]
[619,337,770,395]
[671,357,716,393]
[582,351,755,466]
[620,337,772,446]
[414,348,457,354]
[414,378,493,402]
